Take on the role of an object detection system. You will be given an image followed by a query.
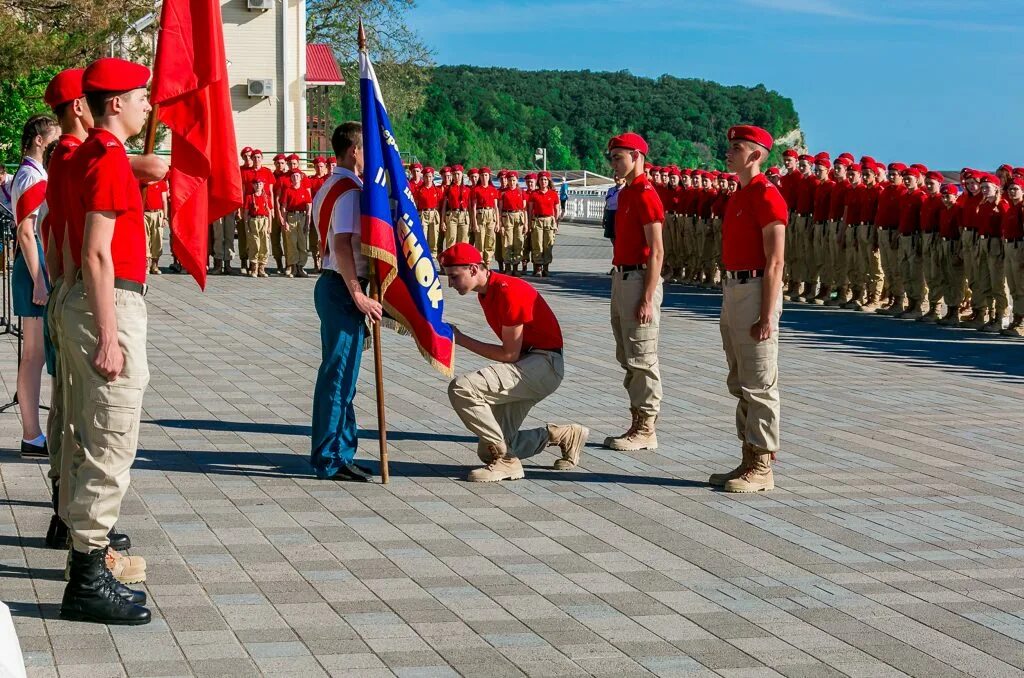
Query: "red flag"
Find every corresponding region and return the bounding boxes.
[151,0,242,289]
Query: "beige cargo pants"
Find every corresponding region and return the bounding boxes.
[421,209,441,256]
[212,213,236,263]
[448,351,564,461]
[285,211,310,268]
[143,211,163,261]
[476,208,497,264]
[610,271,663,416]
[46,277,69,484]
[531,216,557,266]
[247,216,270,265]
[501,211,527,266]
[61,281,149,552]
[444,210,470,248]
[720,278,782,452]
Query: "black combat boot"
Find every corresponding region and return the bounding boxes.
[60,548,151,625]
[45,478,69,549]
[108,526,131,552]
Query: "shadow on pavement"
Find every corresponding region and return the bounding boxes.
[533,270,1024,384]
[146,419,476,443]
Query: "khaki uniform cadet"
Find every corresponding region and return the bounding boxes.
[499,171,527,275]
[244,178,273,277]
[824,155,853,305]
[1000,179,1024,336]
[41,69,84,550]
[957,170,983,319]
[662,168,684,280]
[916,172,946,321]
[270,154,290,273]
[807,154,833,303]
[893,168,928,319]
[709,125,787,494]
[60,57,155,625]
[528,171,560,276]
[212,146,250,276]
[965,173,1008,331]
[832,161,861,307]
[521,174,538,274]
[603,132,664,451]
[936,184,965,326]
[679,170,697,280]
[307,155,330,272]
[777,151,799,286]
[467,168,481,248]
[415,167,442,258]
[787,155,817,301]
[281,171,313,278]
[471,167,500,266]
[695,173,717,286]
[874,164,907,314]
[711,175,732,282]
[140,178,167,274]
[846,163,884,311]
[441,243,588,482]
[441,165,470,248]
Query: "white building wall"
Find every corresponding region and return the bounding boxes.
[220,0,305,157]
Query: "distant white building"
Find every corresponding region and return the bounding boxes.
[128,0,345,160]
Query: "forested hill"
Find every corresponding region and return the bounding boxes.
[389,66,801,172]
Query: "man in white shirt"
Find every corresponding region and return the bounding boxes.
[309,122,382,481]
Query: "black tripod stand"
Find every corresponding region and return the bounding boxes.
[0,222,48,415]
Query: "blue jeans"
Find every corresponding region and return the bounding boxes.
[311,271,366,478]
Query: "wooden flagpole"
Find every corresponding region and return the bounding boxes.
[360,19,390,484]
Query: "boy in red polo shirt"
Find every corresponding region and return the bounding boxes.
[60,57,155,625]
[281,170,313,278]
[471,167,500,266]
[441,243,587,481]
[416,167,442,259]
[1001,179,1024,336]
[528,171,561,276]
[140,177,167,275]
[603,132,665,451]
[710,125,788,494]
[244,176,273,277]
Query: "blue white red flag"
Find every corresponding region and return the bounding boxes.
[359,49,455,376]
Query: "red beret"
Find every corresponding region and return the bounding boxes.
[979,173,1000,186]
[315,155,327,164]
[925,171,944,183]
[782,149,798,159]
[814,151,831,162]
[961,169,976,180]
[607,132,649,155]
[940,184,959,195]
[539,171,551,179]
[526,173,537,180]
[252,149,263,157]
[798,154,814,163]
[273,154,286,161]
[240,146,252,156]
[999,163,1013,173]
[409,162,422,169]
[837,152,855,163]
[1013,167,1024,178]
[888,162,907,172]
[45,69,85,109]
[82,58,150,93]
[439,243,482,267]
[727,125,773,150]
[669,167,681,177]
[452,164,463,172]
[765,166,780,176]
[860,155,876,166]
[480,167,491,174]
[911,163,928,174]
[815,157,832,169]
[835,156,853,167]
[286,153,300,162]
[508,171,518,178]
[850,163,862,172]
[468,167,479,175]
[1009,178,1024,190]
[902,167,921,179]
[425,166,436,173]
[442,166,452,173]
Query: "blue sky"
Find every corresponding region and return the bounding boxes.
[406,0,1018,170]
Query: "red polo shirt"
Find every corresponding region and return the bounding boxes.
[828,181,850,222]
[795,174,818,214]
[69,128,146,284]
[416,184,442,211]
[844,184,864,224]
[142,179,168,212]
[958,191,982,230]
[612,174,664,267]
[248,167,275,198]
[920,193,943,233]
[1000,201,1024,240]
[938,203,961,239]
[722,173,788,271]
[528,189,559,217]
[898,188,927,235]
[472,184,499,211]
[240,165,255,196]
[875,183,907,228]
[245,192,273,217]
[710,190,730,219]
[697,189,718,219]
[499,187,526,212]
[812,179,833,223]
[281,185,312,212]
[779,171,801,209]
[444,184,471,211]
[860,183,882,224]
[44,134,82,274]
[480,272,562,351]
[972,198,1007,237]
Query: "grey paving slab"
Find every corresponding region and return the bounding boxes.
[3,222,1024,678]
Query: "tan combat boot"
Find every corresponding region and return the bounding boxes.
[963,308,988,329]
[1000,315,1024,337]
[724,449,775,493]
[708,443,754,487]
[605,413,658,451]
[898,300,924,320]
[602,409,639,449]
[825,286,847,307]
[549,424,590,470]
[467,443,525,482]
[258,264,269,278]
[917,305,940,323]
[64,547,147,584]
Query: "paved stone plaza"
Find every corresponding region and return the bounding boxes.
[2,223,1024,678]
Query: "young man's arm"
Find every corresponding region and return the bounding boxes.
[17,215,48,305]
[333,232,382,322]
[752,220,785,342]
[81,210,121,380]
[454,323,523,363]
[637,220,664,323]
[45,228,61,286]
[128,154,168,183]
[161,189,169,223]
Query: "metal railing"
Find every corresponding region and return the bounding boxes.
[563,187,613,225]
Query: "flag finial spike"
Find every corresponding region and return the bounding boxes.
[358,19,367,51]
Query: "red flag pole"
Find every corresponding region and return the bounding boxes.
[361,20,390,484]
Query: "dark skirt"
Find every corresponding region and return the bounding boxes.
[12,243,48,318]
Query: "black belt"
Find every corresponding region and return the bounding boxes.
[450,208,468,213]
[941,236,960,242]
[614,264,647,272]
[287,210,307,215]
[323,268,369,288]
[879,225,897,231]
[526,347,563,356]
[1004,238,1024,243]
[115,278,147,296]
[724,269,764,281]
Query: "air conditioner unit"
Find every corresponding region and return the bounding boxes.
[247,0,272,10]
[247,79,273,97]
